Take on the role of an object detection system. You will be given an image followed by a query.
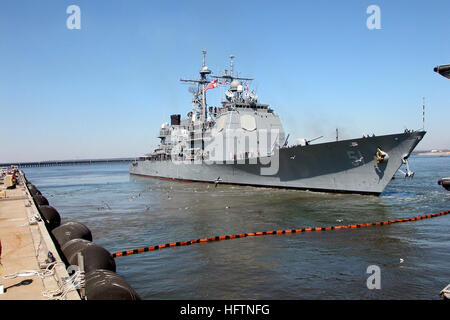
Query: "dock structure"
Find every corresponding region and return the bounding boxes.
[0,172,80,300]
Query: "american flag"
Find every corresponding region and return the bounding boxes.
[204,79,219,91]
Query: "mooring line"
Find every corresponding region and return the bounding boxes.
[111,210,450,258]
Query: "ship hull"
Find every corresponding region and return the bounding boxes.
[130,131,425,196]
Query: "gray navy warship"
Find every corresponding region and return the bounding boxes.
[130,52,425,196]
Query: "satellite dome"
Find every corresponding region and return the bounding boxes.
[230,80,240,91]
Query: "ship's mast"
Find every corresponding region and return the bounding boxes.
[199,50,211,120]
[230,55,234,77]
[180,50,211,122]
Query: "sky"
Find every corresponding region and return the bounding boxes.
[1,0,449,163]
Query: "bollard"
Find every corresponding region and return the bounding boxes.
[77,252,86,300]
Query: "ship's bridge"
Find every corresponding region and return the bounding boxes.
[231,102,271,110]
[214,102,273,116]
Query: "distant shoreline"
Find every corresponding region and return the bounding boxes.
[0,158,134,167]
[414,151,450,156]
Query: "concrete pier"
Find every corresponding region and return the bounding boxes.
[0,172,80,300]
[0,157,133,168]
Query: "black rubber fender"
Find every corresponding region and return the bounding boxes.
[85,269,141,300]
[67,243,116,274]
[51,221,93,247]
[61,238,92,264]
[28,184,42,197]
[38,205,61,231]
[33,194,49,206]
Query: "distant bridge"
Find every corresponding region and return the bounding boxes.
[0,158,135,168]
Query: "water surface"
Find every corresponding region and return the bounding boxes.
[23,155,450,299]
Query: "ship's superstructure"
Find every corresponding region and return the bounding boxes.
[131,52,425,195]
[146,51,285,164]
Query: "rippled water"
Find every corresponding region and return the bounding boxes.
[23,155,449,299]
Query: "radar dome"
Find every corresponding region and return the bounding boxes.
[230,80,240,91]
[200,66,211,74]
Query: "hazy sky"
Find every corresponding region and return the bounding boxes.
[1,0,449,163]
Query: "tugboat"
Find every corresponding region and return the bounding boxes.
[434,64,450,79]
[434,65,449,192]
[130,52,426,195]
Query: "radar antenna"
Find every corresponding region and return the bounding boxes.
[211,55,253,82]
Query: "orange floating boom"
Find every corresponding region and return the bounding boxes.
[111,210,449,258]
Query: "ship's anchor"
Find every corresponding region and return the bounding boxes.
[398,156,415,178]
[374,147,389,163]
